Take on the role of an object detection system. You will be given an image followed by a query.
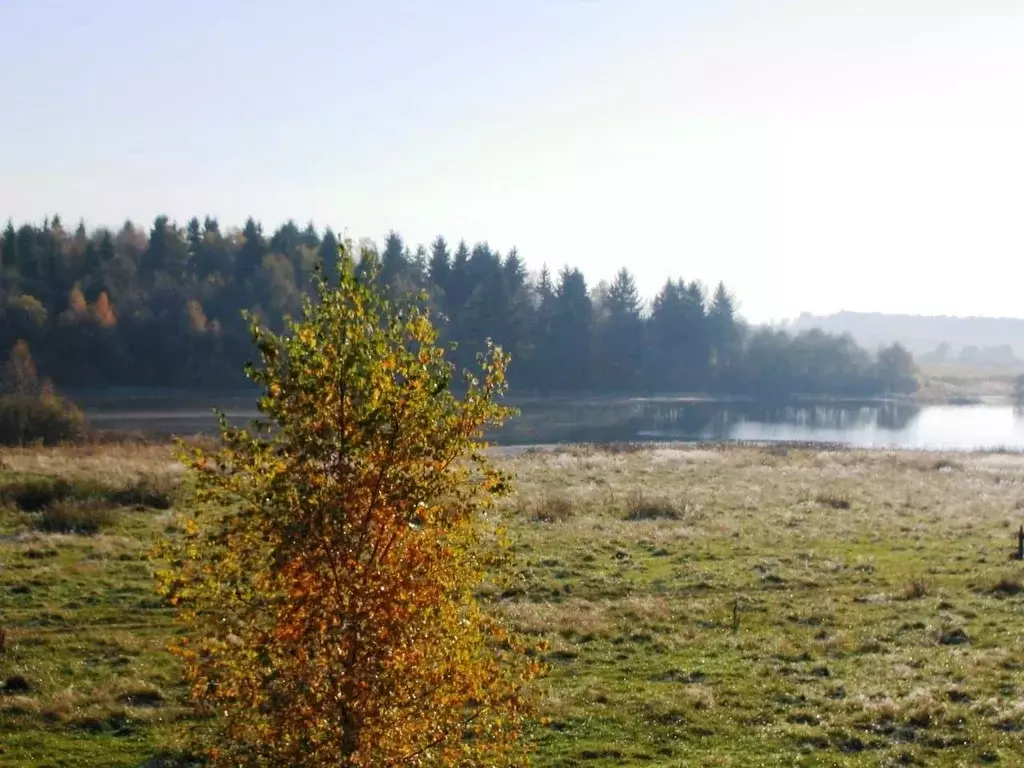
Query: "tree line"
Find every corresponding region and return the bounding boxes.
[0,216,918,397]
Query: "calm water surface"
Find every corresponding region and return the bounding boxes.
[76,393,1024,451]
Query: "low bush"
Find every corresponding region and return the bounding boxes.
[0,393,88,446]
[37,500,119,534]
[0,473,178,512]
[624,490,687,521]
[530,493,578,523]
[0,476,81,511]
[109,474,177,510]
[815,491,852,510]
[900,578,929,601]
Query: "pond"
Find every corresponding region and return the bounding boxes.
[74,393,1024,452]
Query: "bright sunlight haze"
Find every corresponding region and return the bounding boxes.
[1,0,1022,322]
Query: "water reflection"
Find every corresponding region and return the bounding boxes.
[501,400,923,445]
[81,393,1024,451]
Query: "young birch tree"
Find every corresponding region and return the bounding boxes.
[159,243,539,767]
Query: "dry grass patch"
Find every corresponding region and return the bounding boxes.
[623,489,691,521]
[899,577,930,601]
[0,442,179,478]
[527,493,580,523]
[814,490,851,510]
[991,700,1024,732]
[499,599,616,636]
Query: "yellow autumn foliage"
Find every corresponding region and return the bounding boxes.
[158,243,540,766]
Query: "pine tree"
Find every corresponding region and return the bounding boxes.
[448,240,471,312]
[379,230,407,290]
[300,221,321,248]
[427,235,450,301]
[648,279,684,391]
[318,228,340,285]
[15,224,41,281]
[596,268,644,391]
[235,217,267,287]
[186,217,203,273]
[97,230,115,266]
[502,248,527,294]
[548,267,593,391]
[708,281,741,384]
[0,220,15,273]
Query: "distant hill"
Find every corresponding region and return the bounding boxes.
[785,312,1024,366]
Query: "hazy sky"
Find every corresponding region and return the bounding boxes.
[2,1,1023,322]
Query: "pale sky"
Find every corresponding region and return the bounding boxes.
[2,1,1023,323]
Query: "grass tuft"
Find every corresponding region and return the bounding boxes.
[989,575,1023,597]
[899,577,929,601]
[109,474,177,510]
[815,491,851,510]
[529,493,578,523]
[936,626,971,646]
[36,500,120,535]
[115,684,166,708]
[1,675,32,694]
[624,490,688,521]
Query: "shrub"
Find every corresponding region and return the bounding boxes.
[0,340,88,446]
[0,393,88,446]
[37,500,119,534]
[0,473,175,510]
[110,474,177,510]
[900,578,928,601]
[625,490,687,521]
[158,246,540,767]
[0,476,79,511]
[530,493,577,522]
[815,491,851,510]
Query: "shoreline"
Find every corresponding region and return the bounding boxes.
[63,386,1013,409]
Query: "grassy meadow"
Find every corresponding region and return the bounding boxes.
[914,363,1022,405]
[2,442,1024,766]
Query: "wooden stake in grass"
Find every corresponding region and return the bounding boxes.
[1016,524,1024,561]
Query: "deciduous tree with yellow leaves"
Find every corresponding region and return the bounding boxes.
[159,242,540,767]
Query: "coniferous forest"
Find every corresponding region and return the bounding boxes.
[0,216,917,397]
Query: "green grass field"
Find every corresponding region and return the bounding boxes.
[2,443,1024,766]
